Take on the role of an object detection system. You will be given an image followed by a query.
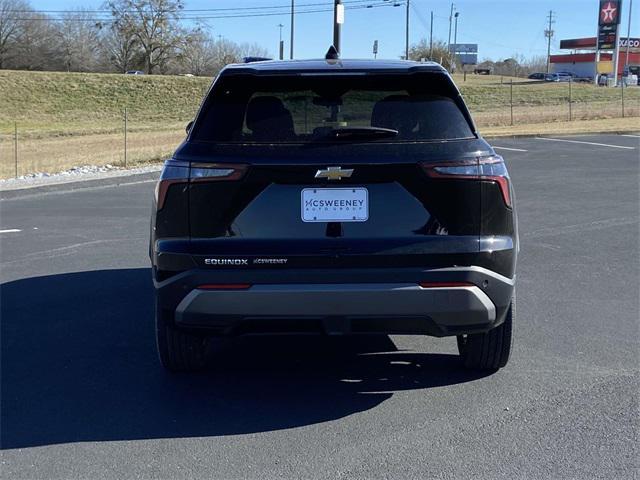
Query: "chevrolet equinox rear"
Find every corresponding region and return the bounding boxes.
[150,58,518,372]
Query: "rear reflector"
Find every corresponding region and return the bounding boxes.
[419,282,475,288]
[196,284,252,290]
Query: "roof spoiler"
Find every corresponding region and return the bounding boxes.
[243,57,272,63]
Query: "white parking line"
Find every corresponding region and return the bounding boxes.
[0,229,21,233]
[536,137,635,150]
[493,146,528,152]
[620,134,640,138]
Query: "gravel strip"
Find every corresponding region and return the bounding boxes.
[0,164,163,192]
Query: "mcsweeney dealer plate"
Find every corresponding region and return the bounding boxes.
[301,188,369,223]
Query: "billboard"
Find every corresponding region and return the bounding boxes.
[450,43,478,65]
[450,43,478,53]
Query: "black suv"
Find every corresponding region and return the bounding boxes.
[150,57,518,372]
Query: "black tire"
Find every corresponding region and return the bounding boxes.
[156,302,209,372]
[457,295,514,370]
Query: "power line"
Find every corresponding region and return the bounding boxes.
[5,0,381,14]
[9,1,398,22]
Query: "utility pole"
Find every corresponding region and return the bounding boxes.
[405,0,410,60]
[447,3,455,51]
[545,10,555,74]
[333,0,343,54]
[277,24,284,60]
[290,0,294,59]
[429,11,433,59]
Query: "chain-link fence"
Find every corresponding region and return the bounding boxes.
[465,77,640,127]
[1,76,639,179]
[0,107,201,179]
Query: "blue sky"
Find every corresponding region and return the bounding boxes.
[28,0,639,61]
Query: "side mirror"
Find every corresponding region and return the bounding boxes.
[186,120,194,135]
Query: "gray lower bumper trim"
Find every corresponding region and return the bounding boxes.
[176,283,497,330]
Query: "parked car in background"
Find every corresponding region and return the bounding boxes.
[545,73,572,82]
[125,70,145,75]
[527,72,545,80]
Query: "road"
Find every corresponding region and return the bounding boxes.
[1,134,638,479]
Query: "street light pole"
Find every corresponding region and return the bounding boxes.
[277,24,284,60]
[333,0,343,54]
[447,3,455,51]
[429,10,433,59]
[453,12,459,71]
[454,12,459,46]
[405,0,410,60]
[624,0,633,75]
[290,0,294,59]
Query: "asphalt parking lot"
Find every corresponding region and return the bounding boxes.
[1,133,638,479]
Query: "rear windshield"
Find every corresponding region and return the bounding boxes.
[191,72,474,143]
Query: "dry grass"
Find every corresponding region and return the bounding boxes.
[0,128,185,178]
[481,116,640,137]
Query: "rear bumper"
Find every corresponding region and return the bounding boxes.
[155,266,514,337]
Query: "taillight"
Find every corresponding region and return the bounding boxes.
[422,155,512,207]
[155,159,189,210]
[155,160,248,210]
[190,163,247,182]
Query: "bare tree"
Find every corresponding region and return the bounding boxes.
[237,42,270,60]
[107,0,184,74]
[55,10,102,72]
[0,0,30,68]
[175,27,213,75]
[11,13,59,70]
[101,25,140,72]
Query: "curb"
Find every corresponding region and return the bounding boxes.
[0,171,160,200]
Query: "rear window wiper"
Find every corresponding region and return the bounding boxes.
[321,126,399,140]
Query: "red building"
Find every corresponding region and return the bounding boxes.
[550,37,640,77]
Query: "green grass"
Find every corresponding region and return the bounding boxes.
[2,69,637,136]
[0,70,211,135]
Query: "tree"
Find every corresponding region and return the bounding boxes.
[55,10,102,72]
[107,0,184,74]
[407,38,456,71]
[11,12,59,70]
[0,0,30,68]
[176,26,213,76]
[101,24,140,72]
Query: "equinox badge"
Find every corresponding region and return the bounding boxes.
[315,166,354,181]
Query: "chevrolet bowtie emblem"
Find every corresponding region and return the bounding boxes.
[315,166,354,181]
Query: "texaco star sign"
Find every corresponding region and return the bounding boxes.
[600,1,618,23]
